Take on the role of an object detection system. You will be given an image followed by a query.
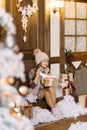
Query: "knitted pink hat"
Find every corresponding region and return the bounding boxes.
[33,48,49,65]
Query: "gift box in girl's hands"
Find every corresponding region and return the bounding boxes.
[40,72,57,87]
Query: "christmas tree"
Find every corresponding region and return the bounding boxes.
[0,7,34,130]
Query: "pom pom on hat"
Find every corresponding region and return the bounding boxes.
[33,48,41,55]
[33,48,49,65]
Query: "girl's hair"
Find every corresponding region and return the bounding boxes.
[32,62,41,80]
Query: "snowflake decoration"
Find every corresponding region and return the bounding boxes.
[16,0,38,42]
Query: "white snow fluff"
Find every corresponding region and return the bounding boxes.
[25,93,38,103]
[57,95,87,118]
[25,87,62,103]
[31,106,57,126]
[68,121,87,130]
[30,95,87,126]
[54,86,62,98]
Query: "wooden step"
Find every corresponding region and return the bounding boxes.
[35,114,87,130]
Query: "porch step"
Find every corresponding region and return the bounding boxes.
[35,114,87,130]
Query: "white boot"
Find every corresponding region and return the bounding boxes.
[52,106,63,120]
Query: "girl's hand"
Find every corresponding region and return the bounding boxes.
[36,67,43,77]
[34,70,41,84]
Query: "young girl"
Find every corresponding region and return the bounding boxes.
[29,48,63,119]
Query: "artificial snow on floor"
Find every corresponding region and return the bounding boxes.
[30,95,87,126]
[31,106,57,126]
[25,93,38,103]
[68,121,87,130]
[57,95,87,118]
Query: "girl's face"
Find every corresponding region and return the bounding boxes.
[41,59,49,68]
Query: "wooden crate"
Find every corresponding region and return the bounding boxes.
[35,114,87,130]
[23,104,33,119]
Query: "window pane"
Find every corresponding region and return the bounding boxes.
[76,3,86,19]
[65,20,75,35]
[50,13,60,57]
[76,20,86,35]
[65,2,75,18]
[65,37,75,52]
[76,37,86,52]
[51,64,60,79]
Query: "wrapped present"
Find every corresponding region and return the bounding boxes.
[60,87,71,96]
[59,73,75,91]
[58,78,68,89]
[40,72,57,87]
[79,95,87,108]
[23,104,33,118]
[60,73,73,82]
[58,76,73,96]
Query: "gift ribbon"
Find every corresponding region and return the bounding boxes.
[65,74,76,91]
[62,87,69,96]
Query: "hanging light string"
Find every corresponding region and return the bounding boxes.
[16,0,38,42]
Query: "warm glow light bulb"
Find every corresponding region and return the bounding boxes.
[0,0,2,7]
[14,107,20,113]
[52,0,64,13]
[17,112,22,119]
[10,102,15,107]
[55,0,64,8]
[0,0,5,8]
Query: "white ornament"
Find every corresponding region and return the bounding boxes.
[23,35,27,43]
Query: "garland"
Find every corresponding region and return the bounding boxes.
[16,0,38,42]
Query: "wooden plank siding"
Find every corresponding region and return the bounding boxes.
[60,8,65,73]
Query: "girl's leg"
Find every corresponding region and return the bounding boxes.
[48,87,56,106]
[44,88,63,119]
[44,90,55,109]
